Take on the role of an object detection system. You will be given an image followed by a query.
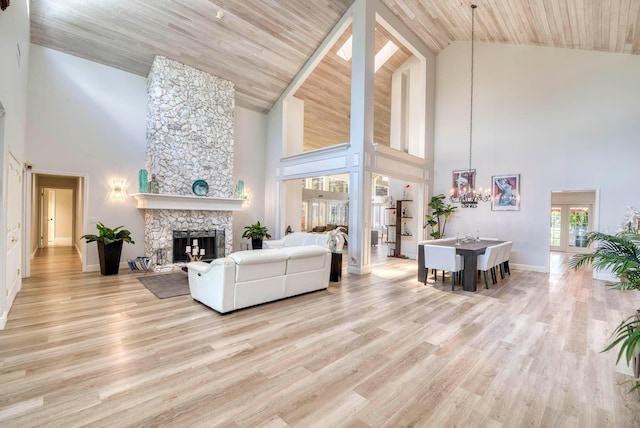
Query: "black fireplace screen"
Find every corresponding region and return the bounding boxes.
[172,230,225,263]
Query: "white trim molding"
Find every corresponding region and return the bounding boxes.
[131,194,245,211]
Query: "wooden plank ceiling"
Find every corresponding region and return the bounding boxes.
[294,24,413,151]
[30,0,640,115]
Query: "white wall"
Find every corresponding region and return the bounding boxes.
[435,42,640,271]
[53,189,73,243]
[27,45,269,263]
[0,0,29,162]
[0,0,30,328]
[26,45,148,269]
[265,101,284,237]
[284,179,302,232]
[233,106,267,251]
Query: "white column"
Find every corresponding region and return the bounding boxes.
[347,0,376,275]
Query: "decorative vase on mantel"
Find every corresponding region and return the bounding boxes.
[148,174,159,194]
[139,169,148,193]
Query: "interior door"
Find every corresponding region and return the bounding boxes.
[549,204,592,253]
[550,206,562,251]
[566,206,591,253]
[44,188,55,247]
[5,152,22,309]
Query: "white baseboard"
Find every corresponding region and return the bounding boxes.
[510,263,548,273]
[85,263,100,273]
[593,270,619,282]
[0,311,7,330]
[54,237,73,246]
[347,265,372,275]
[85,261,131,274]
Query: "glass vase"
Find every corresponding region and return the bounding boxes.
[139,169,148,193]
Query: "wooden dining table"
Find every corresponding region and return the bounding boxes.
[418,239,505,292]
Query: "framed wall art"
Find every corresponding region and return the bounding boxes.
[491,174,520,211]
[452,169,476,199]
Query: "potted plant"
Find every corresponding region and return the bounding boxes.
[424,194,457,239]
[570,229,640,391]
[82,222,135,275]
[242,221,271,250]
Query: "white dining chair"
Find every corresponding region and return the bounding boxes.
[476,244,500,289]
[423,245,464,290]
[501,241,513,276]
[491,243,505,280]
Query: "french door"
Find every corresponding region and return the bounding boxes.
[550,205,592,253]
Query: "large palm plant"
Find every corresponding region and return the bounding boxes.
[570,230,640,391]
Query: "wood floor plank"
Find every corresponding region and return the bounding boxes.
[1,247,639,427]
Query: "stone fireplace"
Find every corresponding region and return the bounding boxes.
[141,56,238,267]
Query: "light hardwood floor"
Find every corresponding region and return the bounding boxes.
[1,247,639,427]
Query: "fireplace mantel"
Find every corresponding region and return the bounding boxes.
[131,193,244,211]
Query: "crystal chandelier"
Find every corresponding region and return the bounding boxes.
[450,4,490,209]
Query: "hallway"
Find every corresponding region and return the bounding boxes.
[30,246,82,278]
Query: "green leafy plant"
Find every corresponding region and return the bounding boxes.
[241,221,271,241]
[81,222,135,245]
[424,194,457,239]
[570,230,640,391]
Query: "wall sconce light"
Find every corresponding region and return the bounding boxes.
[112,178,125,200]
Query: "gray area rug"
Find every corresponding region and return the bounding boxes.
[137,272,190,299]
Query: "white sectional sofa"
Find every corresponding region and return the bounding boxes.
[187,245,331,314]
[263,231,339,250]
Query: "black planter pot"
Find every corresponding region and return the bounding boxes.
[97,240,123,275]
[251,238,263,250]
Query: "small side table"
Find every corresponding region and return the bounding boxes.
[330,251,344,282]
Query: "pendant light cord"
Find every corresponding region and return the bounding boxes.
[469,4,476,175]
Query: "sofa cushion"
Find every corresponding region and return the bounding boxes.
[281,232,309,247]
[302,234,328,247]
[234,276,286,309]
[229,249,288,283]
[280,245,329,274]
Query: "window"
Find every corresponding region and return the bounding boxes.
[550,207,561,247]
[329,177,348,193]
[568,207,589,248]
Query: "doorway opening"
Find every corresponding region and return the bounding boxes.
[25,172,87,277]
[550,190,596,255]
[41,187,74,248]
[281,172,422,272]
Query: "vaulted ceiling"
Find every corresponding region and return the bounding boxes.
[30,0,640,114]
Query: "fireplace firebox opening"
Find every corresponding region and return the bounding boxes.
[172,230,225,263]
